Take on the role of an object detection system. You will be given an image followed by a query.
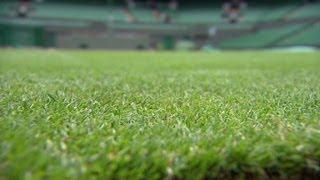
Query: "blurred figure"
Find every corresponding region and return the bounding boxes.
[124,0,136,23]
[168,0,178,11]
[17,0,30,18]
[222,0,247,23]
[165,0,178,23]
[126,0,136,9]
[222,1,231,18]
[124,9,136,23]
[162,13,172,24]
[150,0,161,21]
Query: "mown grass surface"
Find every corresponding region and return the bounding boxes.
[0,49,320,179]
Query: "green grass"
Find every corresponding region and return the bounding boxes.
[0,49,320,179]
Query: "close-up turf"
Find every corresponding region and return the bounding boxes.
[0,49,319,179]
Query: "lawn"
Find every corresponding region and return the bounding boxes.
[0,49,319,179]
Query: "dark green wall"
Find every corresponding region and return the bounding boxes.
[0,25,50,47]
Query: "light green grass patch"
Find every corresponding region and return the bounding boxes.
[0,49,320,179]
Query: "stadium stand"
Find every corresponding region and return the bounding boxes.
[219,23,308,48]
[277,22,320,46]
[253,5,297,22]
[0,0,319,49]
[174,8,221,24]
[0,2,124,21]
[0,17,90,28]
[130,8,159,23]
[288,2,320,19]
[2,2,318,24]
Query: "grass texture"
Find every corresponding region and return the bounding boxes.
[0,49,320,179]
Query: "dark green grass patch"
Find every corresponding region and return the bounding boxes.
[0,49,320,179]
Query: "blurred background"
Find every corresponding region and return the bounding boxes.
[0,0,319,50]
